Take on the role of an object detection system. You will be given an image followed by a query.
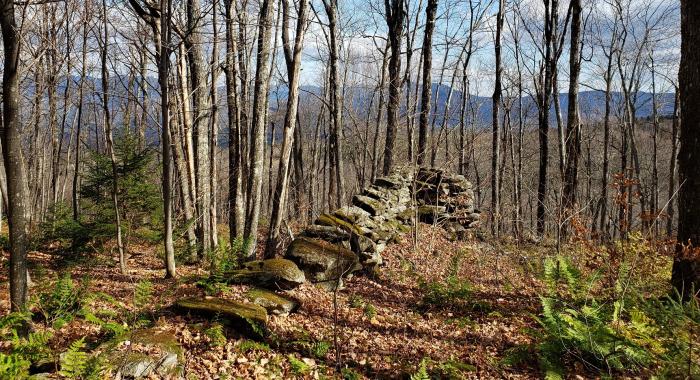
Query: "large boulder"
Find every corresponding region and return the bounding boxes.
[285,237,361,288]
[224,258,306,289]
[246,288,300,316]
[174,297,267,339]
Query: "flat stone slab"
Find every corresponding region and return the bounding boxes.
[174,297,267,339]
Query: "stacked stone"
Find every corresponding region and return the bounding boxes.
[285,167,480,287]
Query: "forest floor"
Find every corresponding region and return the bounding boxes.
[0,223,676,379]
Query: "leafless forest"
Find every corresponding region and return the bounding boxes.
[0,0,698,378]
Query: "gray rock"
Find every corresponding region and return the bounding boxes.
[285,237,361,286]
[247,288,300,316]
[106,328,183,379]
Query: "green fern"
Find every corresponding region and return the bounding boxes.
[0,352,31,379]
[133,280,153,310]
[60,338,89,379]
[311,341,331,358]
[205,323,227,347]
[410,358,430,380]
[288,355,310,375]
[39,274,85,327]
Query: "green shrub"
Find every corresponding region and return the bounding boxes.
[419,275,471,309]
[410,358,430,380]
[341,367,361,380]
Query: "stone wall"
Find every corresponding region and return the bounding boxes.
[285,167,480,287]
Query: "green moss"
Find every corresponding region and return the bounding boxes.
[315,213,363,236]
[286,237,361,284]
[352,195,384,216]
[224,258,305,289]
[174,297,267,339]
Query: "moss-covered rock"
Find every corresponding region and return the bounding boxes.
[102,328,183,379]
[315,213,364,236]
[352,194,384,216]
[246,288,299,316]
[285,237,361,287]
[224,258,306,289]
[300,224,352,243]
[174,297,267,339]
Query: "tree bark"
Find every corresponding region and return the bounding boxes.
[417,0,437,166]
[160,0,177,278]
[225,0,245,241]
[382,0,404,175]
[672,0,700,299]
[491,0,504,237]
[244,0,276,257]
[562,0,582,234]
[265,0,309,257]
[1,0,30,313]
[101,0,127,274]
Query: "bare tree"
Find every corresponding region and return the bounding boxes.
[244,0,276,257]
[562,0,583,233]
[99,0,127,274]
[265,0,310,258]
[417,0,437,166]
[382,0,404,175]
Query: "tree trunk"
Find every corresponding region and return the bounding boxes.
[672,0,700,299]
[382,0,404,175]
[491,0,503,237]
[244,0,275,257]
[265,0,309,257]
[1,0,30,313]
[417,0,437,166]
[667,89,679,236]
[225,0,245,240]
[101,0,127,274]
[186,0,213,257]
[160,0,177,278]
[562,0,582,234]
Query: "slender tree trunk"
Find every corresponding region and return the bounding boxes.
[73,17,89,222]
[417,0,437,166]
[491,0,504,237]
[667,89,679,236]
[100,0,127,274]
[210,1,220,249]
[382,0,404,175]
[244,0,275,257]
[186,0,213,257]
[1,0,30,313]
[160,0,176,278]
[225,0,245,240]
[537,0,555,237]
[265,0,309,257]
[324,0,345,208]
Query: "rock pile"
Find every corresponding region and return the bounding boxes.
[285,167,480,288]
